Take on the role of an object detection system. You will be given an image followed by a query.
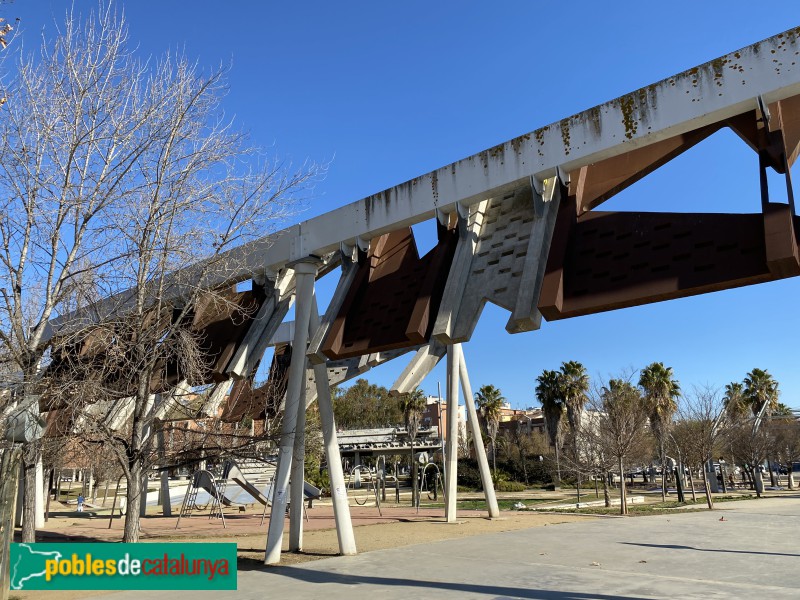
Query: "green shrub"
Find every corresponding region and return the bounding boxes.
[457,459,484,489]
[495,480,525,492]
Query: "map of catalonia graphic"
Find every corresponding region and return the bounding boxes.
[10,544,63,590]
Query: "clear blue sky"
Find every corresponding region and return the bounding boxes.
[8,1,800,410]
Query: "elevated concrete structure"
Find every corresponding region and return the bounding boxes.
[40,28,800,565]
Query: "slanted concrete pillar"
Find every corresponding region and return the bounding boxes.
[456,344,499,518]
[265,260,317,565]
[309,292,356,555]
[445,345,459,522]
[289,362,309,551]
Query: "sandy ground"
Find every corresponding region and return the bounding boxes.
[12,502,589,600]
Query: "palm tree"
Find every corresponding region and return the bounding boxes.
[401,387,427,507]
[475,384,505,478]
[743,368,779,418]
[559,360,590,437]
[743,368,780,486]
[559,361,590,501]
[599,379,647,515]
[536,369,565,482]
[639,362,681,502]
[723,382,747,423]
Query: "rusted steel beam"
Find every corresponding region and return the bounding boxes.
[321,224,458,360]
[539,101,800,321]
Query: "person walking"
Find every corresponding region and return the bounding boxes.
[77,494,85,513]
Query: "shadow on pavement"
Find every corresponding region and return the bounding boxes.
[254,566,652,600]
[621,542,800,558]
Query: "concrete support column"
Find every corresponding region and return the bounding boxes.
[456,344,499,518]
[265,260,318,565]
[309,291,356,555]
[445,345,459,522]
[288,362,309,552]
[34,457,44,528]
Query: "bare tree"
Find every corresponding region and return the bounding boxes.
[0,2,155,542]
[672,386,725,509]
[765,416,800,490]
[585,377,650,515]
[726,420,771,497]
[1,3,314,543]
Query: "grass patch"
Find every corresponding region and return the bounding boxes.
[714,494,755,502]
[426,498,552,511]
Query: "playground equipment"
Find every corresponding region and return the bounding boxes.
[176,469,229,529]
[420,462,445,503]
[346,465,382,515]
[222,461,272,505]
[176,459,322,528]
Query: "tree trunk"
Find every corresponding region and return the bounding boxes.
[752,467,763,498]
[522,454,528,484]
[123,463,143,543]
[1,447,23,597]
[45,469,54,523]
[618,457,627,515]
[602,471,610,507]
[20,442,41,543]
[555,444,561,484]
[701,467,713,509]
[688,468,697,502]
[788,467,795,490]
[660,441,667,502]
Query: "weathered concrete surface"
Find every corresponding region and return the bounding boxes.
[96,496,799,599]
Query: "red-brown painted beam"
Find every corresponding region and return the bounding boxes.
[321,224,458,360]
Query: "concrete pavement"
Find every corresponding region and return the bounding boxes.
[95,495,800,599]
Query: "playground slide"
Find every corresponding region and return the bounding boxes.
[193,470,237,506]
[223,462,271,506]
[223,460,321,505]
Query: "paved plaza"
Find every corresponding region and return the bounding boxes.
[90,495,799,600]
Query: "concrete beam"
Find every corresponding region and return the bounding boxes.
[199,381,231,418]
[390,339,447,395]
[307,259,358,365]
[505,177,562,334]
[432,200,489,344]
[226,272,295,380]
[225,271,291,378]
